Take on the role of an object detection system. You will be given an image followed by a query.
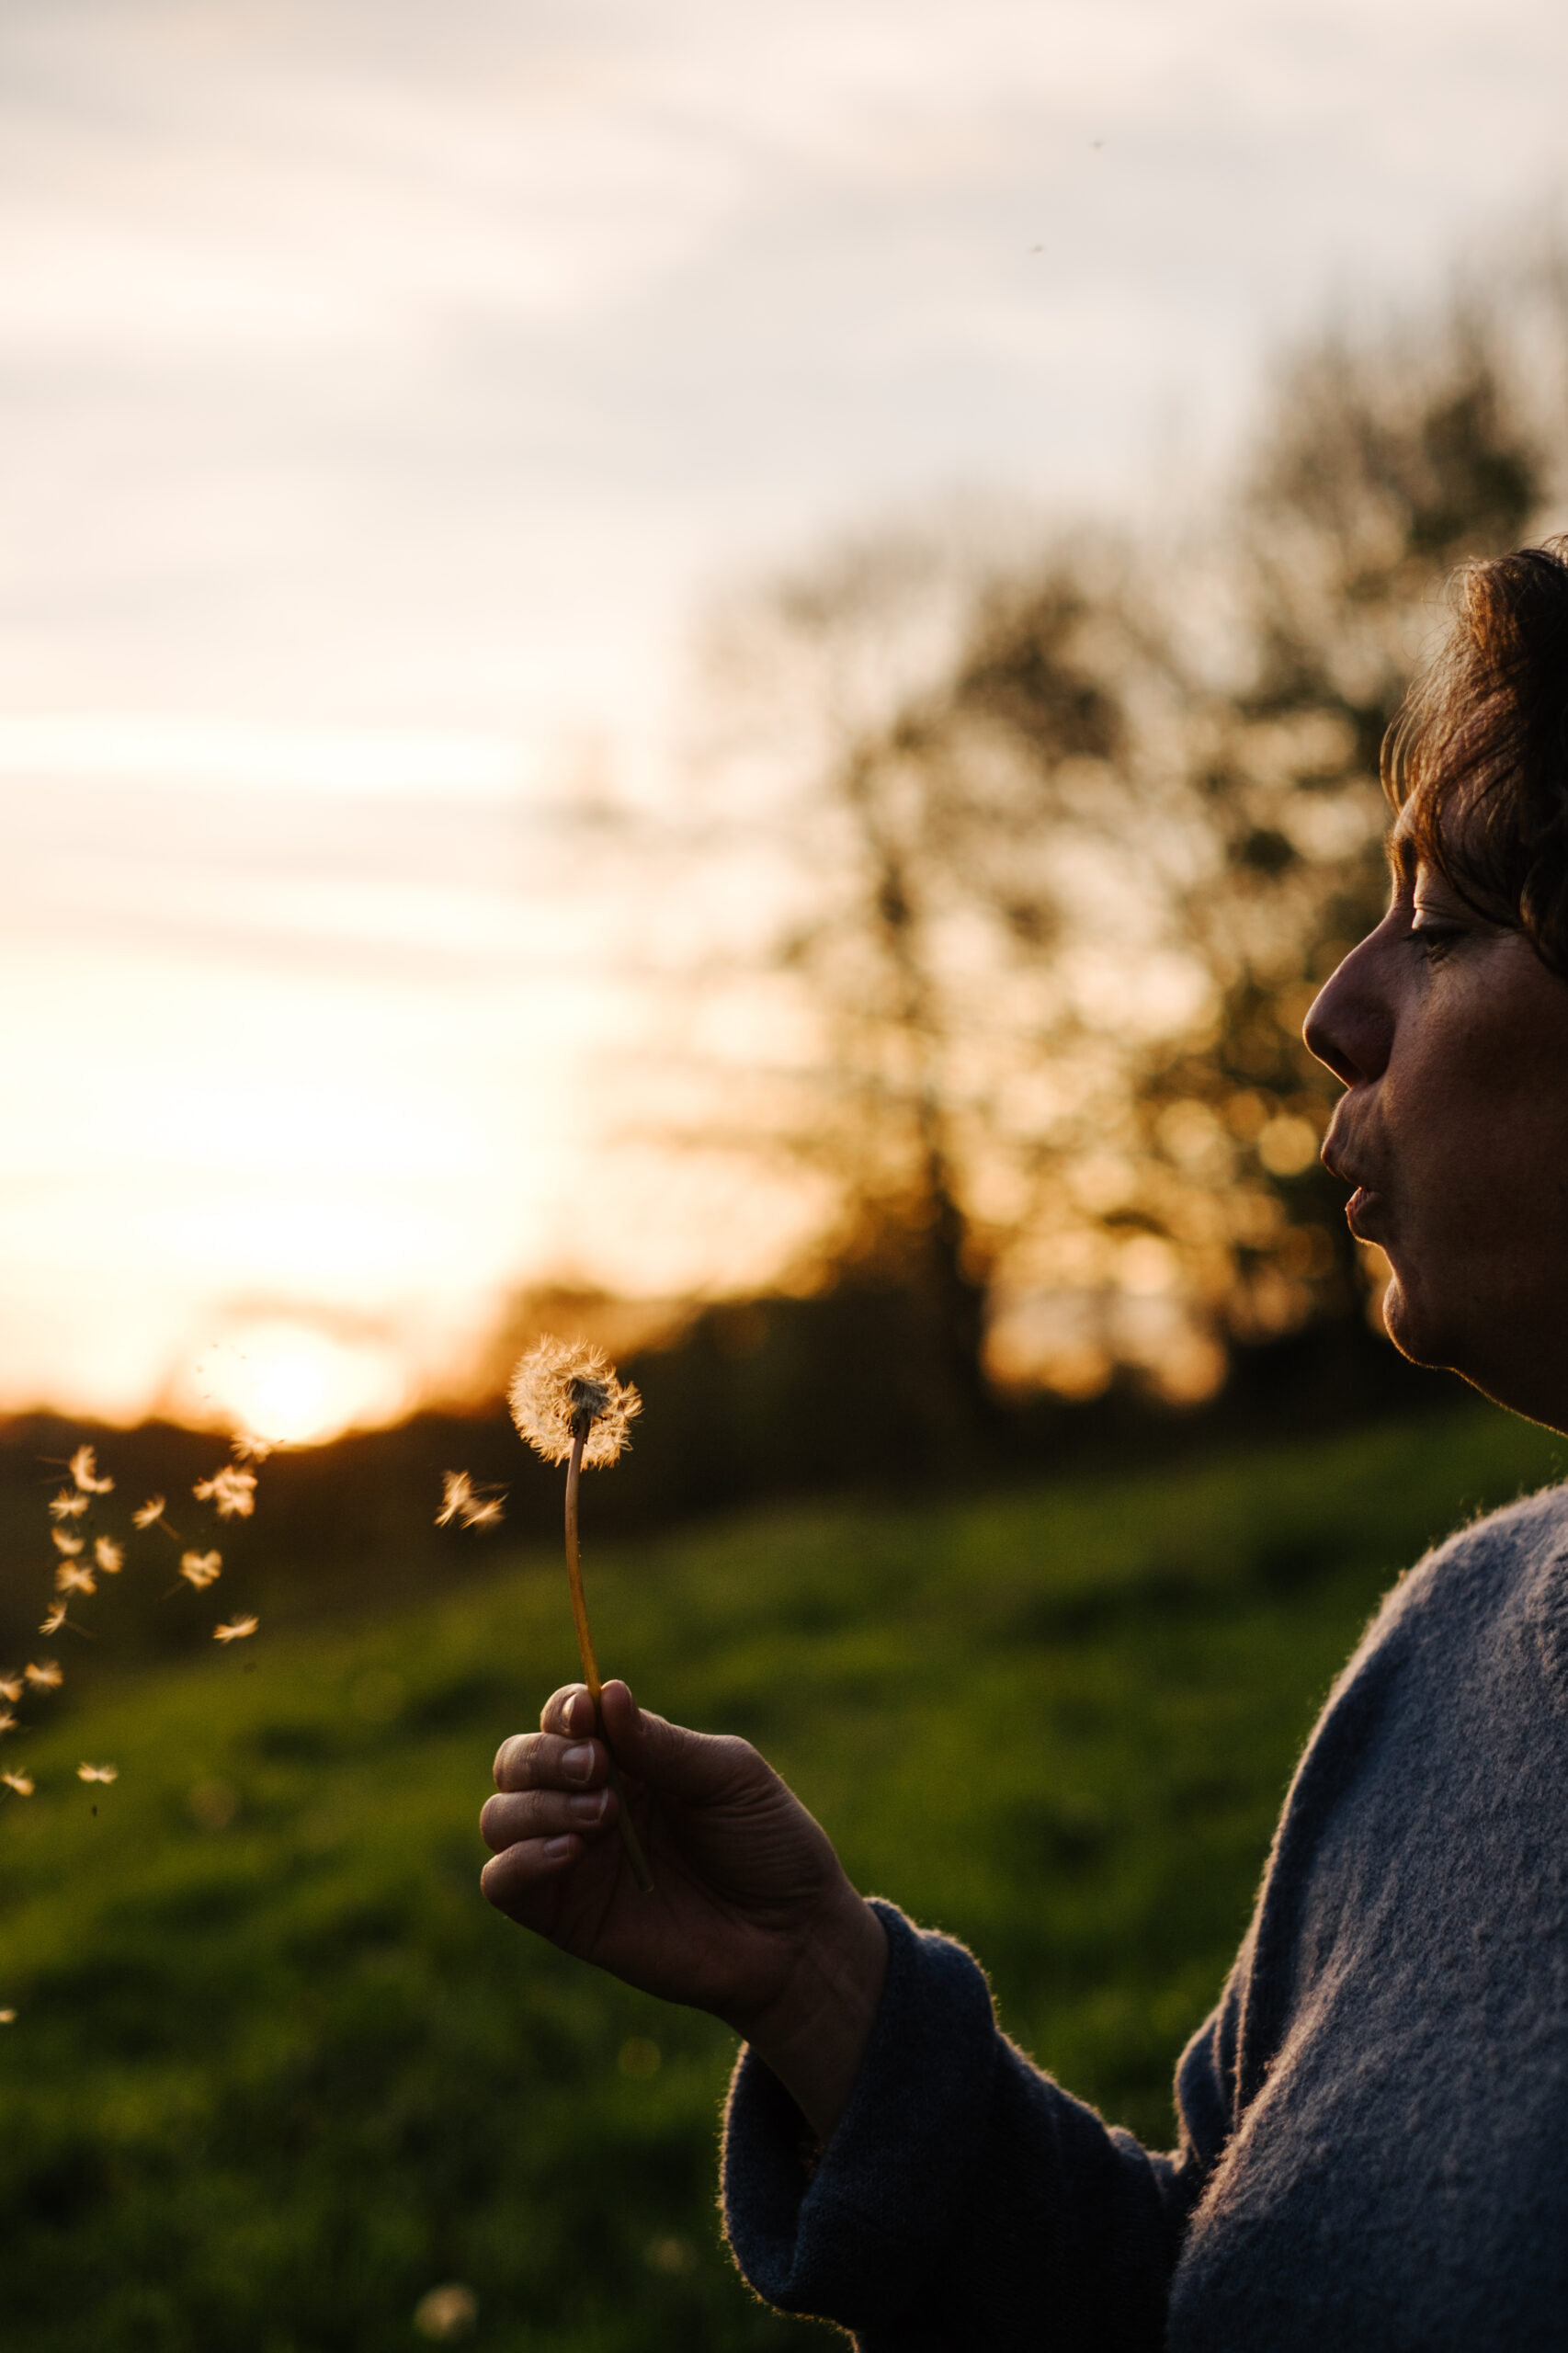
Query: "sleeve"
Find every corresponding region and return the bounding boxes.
[721,1901,1232,2350]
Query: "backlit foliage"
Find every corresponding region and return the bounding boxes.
[690,267,1567,1408]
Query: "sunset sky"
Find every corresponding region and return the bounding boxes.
[5,0,1567,1435]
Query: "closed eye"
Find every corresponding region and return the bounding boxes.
[1409,919,1463,961]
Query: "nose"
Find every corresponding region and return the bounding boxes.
[1303,926,1393,1089]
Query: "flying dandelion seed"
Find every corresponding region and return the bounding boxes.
[2,1774,34,1797]
[25,1660,62,1689]
[180,1552,222,1590]
[0,1677,23,1705]
[436,1471,474,1527]
[231,1434,274,1464]
[39,1604,68,1636]
[0,2009,17,2022]
[77,1763,117,1784]
[54,1563,96,1597]
[94,1538,123,1574]
[509,1336,652,1893]
[132,1496,167,1530]
[194,1465,256,1519]
[68,1447,113,1495]
[436,1472,506,1529]
[51,1529,85,1557]
[0,1713,17,1737]
[48,1489,88,1521]
[213,1616,258,1643]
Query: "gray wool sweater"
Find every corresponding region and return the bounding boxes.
[721,1482,1568,2349]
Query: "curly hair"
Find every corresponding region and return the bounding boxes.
[1385,540,1568,974]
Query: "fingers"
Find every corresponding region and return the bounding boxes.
[599,1679,760,1802]
[495,1684,762,1810]
[490,1682,605,1788]
[480,1836,583,1911]
[541,1683,596,1738]
[483,1685,637,1917]
[480,1782,615,1854]
[493,1724,607,1793]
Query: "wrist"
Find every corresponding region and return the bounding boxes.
[737,1888,889,2146]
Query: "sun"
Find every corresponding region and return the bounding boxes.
[183,1321,408,1447]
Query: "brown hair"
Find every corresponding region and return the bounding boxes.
[1385,538,1568,975]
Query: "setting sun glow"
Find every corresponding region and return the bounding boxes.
[181,1324,410,1449]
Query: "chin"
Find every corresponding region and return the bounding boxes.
[1378,1273,1444,1372]
[1381,1271,1562,1426]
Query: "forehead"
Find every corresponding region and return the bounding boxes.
[1384,804,1460,894]
[1385,810,1418,889]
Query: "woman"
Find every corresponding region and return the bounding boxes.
[480,542,1568,2349]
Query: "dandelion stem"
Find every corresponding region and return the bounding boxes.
[564,1431,653,1894]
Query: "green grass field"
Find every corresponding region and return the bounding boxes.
[0,1403,1561,2351]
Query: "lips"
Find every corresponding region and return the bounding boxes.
[1343,1184,1392,1246]
[1322,1134,1385,1242]
[1319,1103,1389,1234]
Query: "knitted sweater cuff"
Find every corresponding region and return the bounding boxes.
[721,1899,1001,2325]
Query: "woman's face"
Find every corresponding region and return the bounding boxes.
[1305,824,1568,1431]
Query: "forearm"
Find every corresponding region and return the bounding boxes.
[723,1904,1192,2348]
[733,1889,890,2144]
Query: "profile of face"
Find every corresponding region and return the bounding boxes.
[1306,825,1568,1433]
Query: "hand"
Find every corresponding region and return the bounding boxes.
[480,1680,888,2140]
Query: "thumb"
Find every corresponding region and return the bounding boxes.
[600,1680,755,1804]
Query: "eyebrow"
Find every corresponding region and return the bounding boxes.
[1384,827,1417,888]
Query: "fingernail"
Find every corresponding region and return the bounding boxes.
[569,1790,607,1824]
[544,1835,574,1860]
[562,1743,597,1784]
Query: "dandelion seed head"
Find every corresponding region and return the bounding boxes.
[213,1615,258,1643]
[132,1495,166,1530]
[38,1605,67,1636]
[77,1762,118,1784]
[2,1774,34,1797]
[24,1660,62,1688]
[51,1529,85,1557]
[48,1489,88,1521]
[55,1563,97,1596]
[94,1538,123,1574]
[194,1465,256,1518]
[180,1551,222,1589]
[508,1338,641,1469]
[68,1447,113,1495]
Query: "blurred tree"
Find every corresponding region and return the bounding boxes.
[689,533,1167,1448]
[686,270,1562,1420]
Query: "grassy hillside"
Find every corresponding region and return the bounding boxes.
[0,1402,1560,2351]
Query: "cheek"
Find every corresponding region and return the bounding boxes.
[1402,1094,1558,1256]
[1392,986,1568,1256]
